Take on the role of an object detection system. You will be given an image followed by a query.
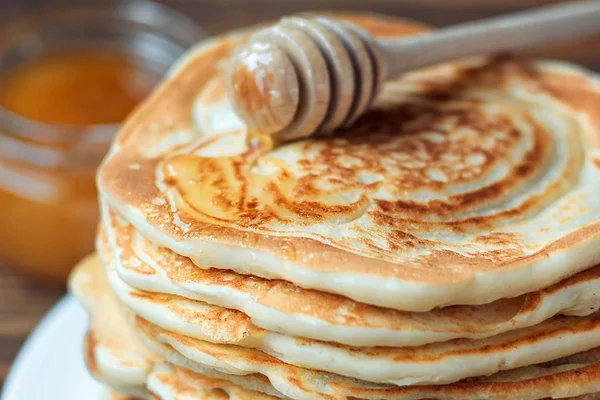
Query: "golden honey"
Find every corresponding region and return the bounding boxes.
[0,49,159,284]
[0,50,156,125]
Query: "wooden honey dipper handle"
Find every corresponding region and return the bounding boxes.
[227,1,600,142]
[382,0,600,79]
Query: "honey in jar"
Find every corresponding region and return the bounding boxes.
[1,50,156,125]
[0,48,160,284]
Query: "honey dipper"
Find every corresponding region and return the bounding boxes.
[227,0,600,142]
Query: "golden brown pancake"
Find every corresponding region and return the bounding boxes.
[100,388,143,400]
[148,364,277,400]
[135,313,600,400]
[70,254,157,398]
[101,201,600,347]
[79,10,600,400]
[131,306,600,388]
[98,12,600,312]
[70,254,281,400]
[72,252,600,400]
[96,223,600,387]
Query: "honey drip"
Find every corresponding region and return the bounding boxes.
[246,130,280,154]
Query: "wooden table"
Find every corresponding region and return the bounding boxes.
[1,0,600,392]
[0,268,64,389]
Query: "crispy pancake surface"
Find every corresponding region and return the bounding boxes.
[96,218,600,387]
[98,13,600,311]
[102,201,600,347]
[70,255,280,400]
[69,252,600,400]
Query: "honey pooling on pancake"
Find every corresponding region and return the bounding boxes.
[161,57,586,259]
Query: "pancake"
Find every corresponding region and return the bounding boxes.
[130,298,600,386]
[71,254,283,400]
[101,200,600,347]
[82,330,150,399]
[148,364,277,400]
[75,249,600,399]
[98,219,600,386]
[98,196,600,385]
[135,314,600,400]
[98,12,600,312]
[99,388,144,400]
[102,200,600,388]
[70,254,157,398]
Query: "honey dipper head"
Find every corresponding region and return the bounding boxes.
[227,15,383,142]
[227,41,299,137]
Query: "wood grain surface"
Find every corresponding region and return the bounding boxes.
[1,0,599,393]
[0,267,63,391]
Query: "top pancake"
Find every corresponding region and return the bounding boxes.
[98,12,600,311]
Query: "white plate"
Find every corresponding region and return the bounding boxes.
[1,295,103,400]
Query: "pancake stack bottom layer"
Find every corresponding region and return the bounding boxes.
[70,12,600,400]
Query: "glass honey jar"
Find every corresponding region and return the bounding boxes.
[0,1,203,284]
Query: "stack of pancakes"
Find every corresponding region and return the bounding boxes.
[68,13,600,400]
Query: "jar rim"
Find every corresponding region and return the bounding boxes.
[0,0,204,144]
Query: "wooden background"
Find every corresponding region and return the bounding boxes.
[1,0,599,392]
